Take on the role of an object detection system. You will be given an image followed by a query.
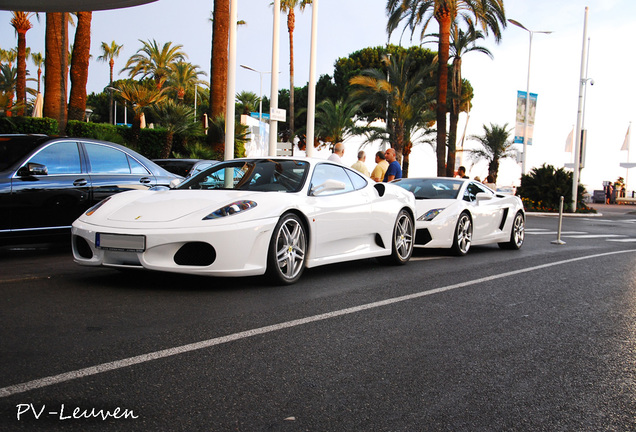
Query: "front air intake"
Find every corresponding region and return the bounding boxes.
[73,235,93,259]
[174,242,216,266]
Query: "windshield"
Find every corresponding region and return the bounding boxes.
[394,178,463,200]
[0,135,48,171]
[177,159,309,192]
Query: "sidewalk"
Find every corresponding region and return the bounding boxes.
[527,203,636,217]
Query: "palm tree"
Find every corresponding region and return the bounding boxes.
[235,90,260,115]
[44,12,69,133]
[349,52,435,177]
[30,52,44,93]
[467,122,515,183]
[121,39,187,90]
[0,63,17,115]
[10,12,35,116]
[150,99,203,158]
[314,98,360,149]
[117,81,166,146]
[278,0,312,140]
[387,0,506,177]
[167,61,207,102]
[97,41,123,124]
[445,24,491,176]
[68,11,92,121]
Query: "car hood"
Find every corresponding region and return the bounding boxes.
[105,189,267,222]
[414,198,457,211]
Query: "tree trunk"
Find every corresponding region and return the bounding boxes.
[15,29,27,116]
[68,11,92,122]
[435,10,451,177]
[109,58,114,124]
[208,0,230,152]
[287,9,295,139]
[44,12,69,134]
[161,131,175,158]
[446,58,461,177]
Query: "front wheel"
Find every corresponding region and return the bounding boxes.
[266,213,307,285]
[451,212,472,256]
[382,209,414,265]
[499,211,525,250]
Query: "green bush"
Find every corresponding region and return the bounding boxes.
[0,116,58,135]
[66,120,125,144]
[517,164,594,213]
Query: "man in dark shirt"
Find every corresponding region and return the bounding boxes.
[383,148,402,182]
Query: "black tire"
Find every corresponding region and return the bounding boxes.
[382,209,414,265]
[499,211,525,250]
[451,212,472,256]
[266,213,307,285]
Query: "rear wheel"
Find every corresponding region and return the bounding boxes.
[499,211,525,250]
[382,209,414,265]
[451,212,472,256]
[266,213,307,285]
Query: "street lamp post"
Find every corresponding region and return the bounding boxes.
[508,19,552,175]
[240,64,272,123]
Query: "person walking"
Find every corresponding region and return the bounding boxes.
[351,150,370,177]
[370,151,389,182]
[383,148,402,182]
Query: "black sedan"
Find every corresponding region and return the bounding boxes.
[0,135,180,244]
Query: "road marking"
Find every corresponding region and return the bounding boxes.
[2,248,635,399]
[525,231,587,235]
[564,234,625,239]
[411,256,447,261]
[607,238,636,242]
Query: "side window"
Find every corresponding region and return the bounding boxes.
[463,182,490,202]
[345,168,368,190]
[28,141,82,174]
[85,143,144,174]
[128,156,150,174]
[310,164,354,196]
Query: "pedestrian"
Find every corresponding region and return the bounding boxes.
[351,150,370,177]
[457,166,469,179]
[328,142,345,163]
[370,150,389,182]
[483,175,496,190]
[383,148,402,182]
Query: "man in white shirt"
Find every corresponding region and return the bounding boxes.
[327,142,345,163]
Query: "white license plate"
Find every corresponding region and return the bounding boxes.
[96,233,145,252]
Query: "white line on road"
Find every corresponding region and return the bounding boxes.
[525,231,587,235]
[564,234,625,239]
[607,238,636,242]
[2,248,635,399]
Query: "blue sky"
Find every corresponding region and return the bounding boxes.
[1,0,635,190]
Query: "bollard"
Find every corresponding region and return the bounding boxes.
[551,196,566,245]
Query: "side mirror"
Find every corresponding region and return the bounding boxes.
[476,192,493,203]
[169,178,182,189]
[310,179,346,196]
[17,162,48,177]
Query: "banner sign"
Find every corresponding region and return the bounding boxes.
[514,91,537,145]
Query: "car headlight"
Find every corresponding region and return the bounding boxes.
[85,197,111,216]
[203,200,257,220]
[418,208,445,222]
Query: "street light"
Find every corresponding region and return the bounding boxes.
[240,64,272,123]
[107,86,127,126]
[508,19,552,175]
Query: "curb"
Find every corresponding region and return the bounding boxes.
[526,212,603,218]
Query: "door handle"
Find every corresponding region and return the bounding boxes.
[73,178,88,186]
[139,177,152,184]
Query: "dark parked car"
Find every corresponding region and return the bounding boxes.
[152,158,219,178]
[0,135,180,244]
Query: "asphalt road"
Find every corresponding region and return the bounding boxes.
[1,205,635,431]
